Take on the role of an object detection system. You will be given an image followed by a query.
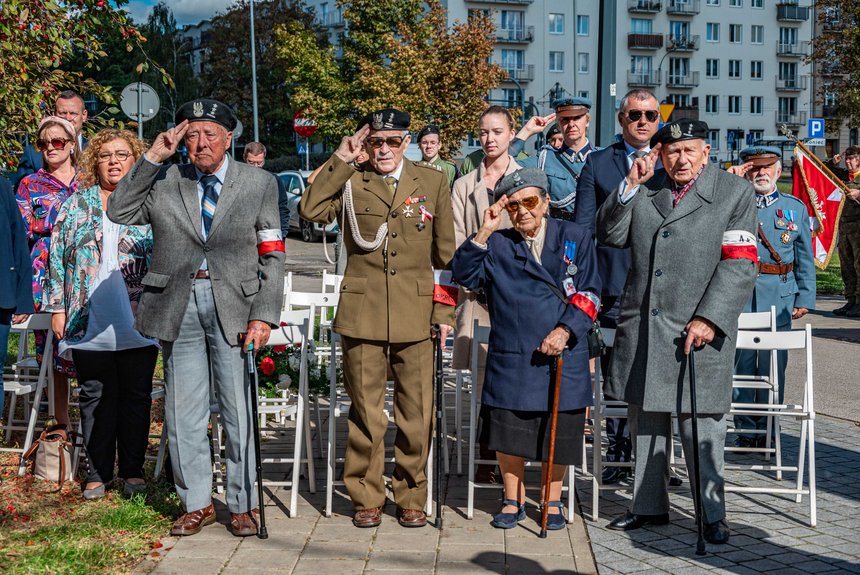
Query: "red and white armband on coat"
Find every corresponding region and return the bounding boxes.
[720,230,757,263]
[257,229,285,256]
[433,269,458,306]
[570,290,600,322]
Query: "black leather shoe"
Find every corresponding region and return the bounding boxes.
[601,467,630,485]
[704,519,730,544]
[846,304,860,318]
[833,301,855,316]
[607,511,670,531]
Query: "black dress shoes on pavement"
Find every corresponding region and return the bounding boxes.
[704,519,731,544]
[601,467,630,485]
[607,511,670,531]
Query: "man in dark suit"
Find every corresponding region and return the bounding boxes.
[575,89,661,484]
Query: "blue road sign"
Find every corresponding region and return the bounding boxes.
[808,118,825,139]
[746,133,754,146]
[727,131,735,144]
[297,144,306,155]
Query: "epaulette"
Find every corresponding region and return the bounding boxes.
[414,160,443,172]
[780,192,807,207]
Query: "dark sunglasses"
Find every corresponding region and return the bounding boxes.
[504,195,542,216]
[625,110,660,122]
[37,138,72,151]
[365,136,405,149]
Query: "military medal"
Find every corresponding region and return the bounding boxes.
[777,218,786,227]
[781,231,791,244]
[567,264,578,276]
[402,206,414,218]
[563,240,577,276]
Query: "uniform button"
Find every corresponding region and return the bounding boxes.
[391,211,398,218]
[204,245,211,252]
[662,230,670,238]
[189,273,195,279]
[391,232,397,238]
[390,269,396,275]
[651,308,660,316]
[655,269,662,277]
[365,207,371,212]
[391,251,397,257]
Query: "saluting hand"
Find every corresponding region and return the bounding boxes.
[334,124,371,164]
[474,196,509,244]
[517,113,557,139]
[727,161,754,177]
[626,144,661,189]
[832,153,842,165]
[145,120,189,164]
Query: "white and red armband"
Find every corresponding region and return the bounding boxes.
[720,230,757,263]
[570,290,599,322]
[433,269,458,306]
[257,229,285,256]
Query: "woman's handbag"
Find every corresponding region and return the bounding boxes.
[23,427,83,489]
[586,321,606,359]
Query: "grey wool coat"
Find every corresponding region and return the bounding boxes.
[596,163,757,414]
[107,157,285,343]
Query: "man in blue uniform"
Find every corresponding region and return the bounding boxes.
[730,146,816,448]
[509,97,598,223]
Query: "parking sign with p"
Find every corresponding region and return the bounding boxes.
[808,118,825,139]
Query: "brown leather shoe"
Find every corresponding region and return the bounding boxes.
[170,503,216,536]
[353,507,382,528]
[398,508,427,528]
[228,508,259,537]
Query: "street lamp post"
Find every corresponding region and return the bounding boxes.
[249,0,260,142]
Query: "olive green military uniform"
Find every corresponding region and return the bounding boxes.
[300,156,456,511]
[424,156,458,189]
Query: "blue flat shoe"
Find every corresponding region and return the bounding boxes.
[491,499,526,529]
[540,501,566,530]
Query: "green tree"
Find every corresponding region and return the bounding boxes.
[811,1,860,130]
[273,0,504,157]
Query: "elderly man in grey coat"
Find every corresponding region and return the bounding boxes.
[597,120,757,544]
[108,99,285,538]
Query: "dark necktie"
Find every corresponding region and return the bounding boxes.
[200,174,219,235]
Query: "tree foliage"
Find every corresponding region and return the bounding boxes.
[811,0,860,130]
[273,0,505,157]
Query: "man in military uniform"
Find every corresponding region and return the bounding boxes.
[826,146,860,317]
[509,97,599,223]
[299,108,456,529]
[546,123,563,150]
[729,146,816,447]
[416,124,458,189]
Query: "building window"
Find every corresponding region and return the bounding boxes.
[502,88,522,109]
[708,129,720,150]
[751,25,764,44]
[850,129,858,147]
[706,23,720,42]
[501,49,524,71]
[706,95,720,113]
[728,59,741,78]
[751,0,763,7]
[549,13,564,34]
[501,11,524,34]
[667,93,691,108]
[631,18,653,33]
[706,59,719,78]
[750,96,763,114]
[728,95,741,114]
[729,0,742,6]
[578,52,589,74]
[577,15,589,36]
[631,55,654,76]
[779,27,797,47]
[706,0,720,5]
[749,130,764,143]
[578,90,590,99]
[750,60,763,79]
[729,24,742,43]
[549,52,564,73]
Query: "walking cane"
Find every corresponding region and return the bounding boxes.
[245,343,269,539]
[432,324,444,529]
[688,345,706,555]
[539,354,564,538]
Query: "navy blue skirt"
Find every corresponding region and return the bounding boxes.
[479,404,585,466]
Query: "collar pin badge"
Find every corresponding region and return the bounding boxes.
[193,101,204,117]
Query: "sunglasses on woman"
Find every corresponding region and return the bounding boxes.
[504,195,542,216]
[625,110,660,123]
[365,136,405,149]
[37,138,72,151]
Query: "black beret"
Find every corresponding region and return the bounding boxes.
[546,123,560,138]
[175,99,238,131]
[496,168,548,197]
[650,120,709,147]
[366,108,410,131]
[417,124,441,142]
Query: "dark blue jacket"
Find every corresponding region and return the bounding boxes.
[13,144,42,192]
[452,217,600,412]
[0,174,34,312]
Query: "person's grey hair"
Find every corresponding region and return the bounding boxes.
[619,89,657,113]
[244,141,266,159]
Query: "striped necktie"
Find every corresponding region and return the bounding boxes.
[200,174,219,235]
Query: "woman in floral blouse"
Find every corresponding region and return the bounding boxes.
[15,116,80,427]
[47,129,156,500]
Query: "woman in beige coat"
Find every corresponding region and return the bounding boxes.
[451,106,520,483]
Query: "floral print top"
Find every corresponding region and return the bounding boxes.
[16,169,79,310]
[46,185,153,346]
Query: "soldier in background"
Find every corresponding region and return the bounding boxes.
[417,124,458,189]
[825,146,860,317]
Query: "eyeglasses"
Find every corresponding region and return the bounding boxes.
[625,110,660,123]
[504,195,542,216]
[36,138,72,151]
[97,150,133,163]
[365,136,405,149]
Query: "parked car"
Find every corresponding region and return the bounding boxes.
[277,170,338,242]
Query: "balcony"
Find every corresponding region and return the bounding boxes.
[628,33,664,49]
[496,26,534,43]
[628,0,662,14]
[666,34,700,51]
[775,111,807,126]
[318,11,344,28]
[777,3,809,22]
[501,65,535,83]
[670,106,700,122]
[775,75,808,91]
[776,41,810,56]
[666,71,700,88]
[628,70,662,86]
[465,0,534,4]
[666,0,700,16]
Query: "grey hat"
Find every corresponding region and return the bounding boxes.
[496,168,548,197]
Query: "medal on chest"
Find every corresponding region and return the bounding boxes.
[781,231,791,244]
[563,240,578,276]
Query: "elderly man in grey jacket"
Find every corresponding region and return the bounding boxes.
[108,99,285,538]
[597,121,757,544]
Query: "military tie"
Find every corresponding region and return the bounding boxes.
[384,175,397,199]
[200,174,219,235]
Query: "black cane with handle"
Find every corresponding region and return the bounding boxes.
[432,324,444,529]
[688,345,706,555]
[245,343,269,539]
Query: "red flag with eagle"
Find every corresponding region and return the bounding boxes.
[791,144,848,269]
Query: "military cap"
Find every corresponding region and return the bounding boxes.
[552,96,592,118]
[175,98,238,131]
[845,145,860,158]
[416,124,441,142]
[739,146,782,167]
[496,168,548,197]
[650,120,709,147]
[546,123,561,138]
[361,108,411,132]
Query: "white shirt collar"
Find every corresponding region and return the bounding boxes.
[380,160,405,183]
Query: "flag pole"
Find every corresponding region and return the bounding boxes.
[781,124,850,193]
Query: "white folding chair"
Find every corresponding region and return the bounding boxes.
[725,323,817,526]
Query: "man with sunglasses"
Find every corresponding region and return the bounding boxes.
[300,108,456,529]
[575,88,662,485]
[508,97,598,224]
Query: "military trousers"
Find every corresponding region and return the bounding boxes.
[340,335,434,511]
[839,221,860,300]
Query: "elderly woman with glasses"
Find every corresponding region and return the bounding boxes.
[46,129,157,500]
[15,116,82,428]
[452,168,600,531]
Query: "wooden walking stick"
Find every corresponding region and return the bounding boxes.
[688,346,706,555]
[539,354,564,538]
[246,343,269,539]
